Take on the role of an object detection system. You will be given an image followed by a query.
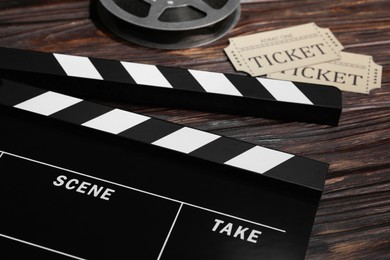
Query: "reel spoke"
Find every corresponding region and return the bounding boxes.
[147,2,167,21]
[189,1,216,16]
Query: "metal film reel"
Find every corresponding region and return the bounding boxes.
[97,0,241,49]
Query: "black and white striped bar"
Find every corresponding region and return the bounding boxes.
[0,47,341,125]
[0,79,328,191]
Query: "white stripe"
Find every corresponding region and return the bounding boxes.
[14,91,82,116]
[188,70,242,97]
[153,127,220,154]
[256,78,313,105]
[53,53,103,80]
[225,146,294,174]
[157,203,183,260]
[0,233,86,260]
[120,62,172,88]
[82,109,150,134]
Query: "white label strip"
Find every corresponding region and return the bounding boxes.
[225,146,294,174]
[14,91,82,116]
[121,62,173,88]
[157,203,183,260]
[82,109,150,134]
[0,233,86,260]
[53,53,103,80]
[153,127,220,154]
[256,78,313,105]
[189,69,243,97]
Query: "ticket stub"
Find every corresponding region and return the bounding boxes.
[267,52,382,94]
[225,23,344,76]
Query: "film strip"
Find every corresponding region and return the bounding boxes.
[0,47,342,125]
[0,79,327,191]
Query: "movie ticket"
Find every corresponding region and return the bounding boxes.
[224,23,344,76]
[267,52,382,94]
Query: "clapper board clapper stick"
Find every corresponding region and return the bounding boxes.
[0,47,342,125]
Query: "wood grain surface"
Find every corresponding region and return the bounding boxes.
[0,0,389,259]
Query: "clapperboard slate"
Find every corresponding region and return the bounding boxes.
[0,49,328,259]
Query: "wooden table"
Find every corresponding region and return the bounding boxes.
[0,0,389,258]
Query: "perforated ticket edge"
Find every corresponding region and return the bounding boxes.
[267,51,383,94]
[224,23,344,76]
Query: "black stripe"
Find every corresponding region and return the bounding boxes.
[225,74,276,100]
[190,137,255,164]
[50,101,113,125]
[0,79,47,106]
[293,82,342,108]
[0,47,66,76]
[90,58,136,84]
[263,156,328,191]
[119,118,182,143]
[157,65,206,92]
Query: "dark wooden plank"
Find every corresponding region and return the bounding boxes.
[0,0,389,258]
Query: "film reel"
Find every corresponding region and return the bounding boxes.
[97,0,241,49]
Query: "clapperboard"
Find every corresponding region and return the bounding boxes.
[0,48,330,259]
